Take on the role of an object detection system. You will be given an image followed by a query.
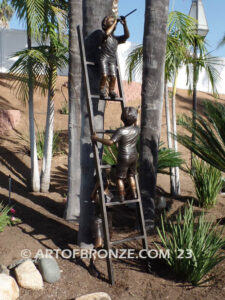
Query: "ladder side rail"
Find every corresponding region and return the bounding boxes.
[77,25,95,133]
[77,25,114,284]
[135,174,148,251]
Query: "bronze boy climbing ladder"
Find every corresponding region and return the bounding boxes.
[77,25,149,285]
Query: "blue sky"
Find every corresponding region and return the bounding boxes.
[117,0,225,57]
[10,0,225,57]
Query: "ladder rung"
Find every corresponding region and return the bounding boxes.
[100,164,112,169]
[86,61,95,66]
[91,95,124,102]
[106,199,140,207]
[95,130,116,134]
[110,235,145,246]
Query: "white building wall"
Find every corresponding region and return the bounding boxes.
[1,29,225,95]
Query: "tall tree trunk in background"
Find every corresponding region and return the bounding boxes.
[78,0,114,248]
[172,70,180,195]
[40,67,55,192]
[64,0,83,220]
[27,24,40,192]
[164,80,176,195]
[140,0,169,230]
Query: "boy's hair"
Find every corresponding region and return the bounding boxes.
[102,15,115,31]
[121,107,138,126]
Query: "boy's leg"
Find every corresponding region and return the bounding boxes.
[128,176,138,199]
[108,63,118,99]
[117,178,125,202]
[109,75,118,99]
[99,74,108,99]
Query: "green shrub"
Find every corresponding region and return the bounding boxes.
[103,143,118,165]
[0,204,21,232]
[0,204,11,232]
[156,203,225,285]
[189,158,223,208]
[37,131,61,160]
[60,101,69,115]
[157,143,184,174]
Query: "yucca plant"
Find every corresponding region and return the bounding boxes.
[188,157,223,208]
[176,101,225,172]
[156,203,225,285]
[37,130,61,160]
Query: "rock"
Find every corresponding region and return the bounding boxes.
[0,274,19,300]
[37,257,61,283]
[0,264,9,275]
[76,292,111,300]
[0,110,21,133]
[14,259,43,290]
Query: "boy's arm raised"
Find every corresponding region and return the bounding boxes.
[105,18,117,36]
[91,133,114,146]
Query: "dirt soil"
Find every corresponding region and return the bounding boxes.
[1,74,225,300]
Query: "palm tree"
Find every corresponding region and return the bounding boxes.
[126,11,196,196]
[64,0,82,221]
[218,34,225,48]
[10,0,46,192]
[139,0,169,229]
[40,4,68,192]
[0,0,13,28]
[10,0,68,192]
[126,11,221,197]
[77,0,115,248]
[176,101,225,173]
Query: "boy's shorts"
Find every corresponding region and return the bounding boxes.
[100,58,117,77]
[116,155,137,179]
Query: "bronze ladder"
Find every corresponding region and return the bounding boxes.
[77,25,149,285]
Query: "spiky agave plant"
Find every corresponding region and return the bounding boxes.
[176,101,225,172]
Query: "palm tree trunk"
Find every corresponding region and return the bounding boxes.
[139,0,169,230]
[172,70,180,195]
[40,68,55,192]
[78,0,114,248]
[64,0,83,220]
[164,80,176,195]
[27,25,40,192]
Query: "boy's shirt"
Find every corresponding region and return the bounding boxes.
[100,33,127,63]
[111,125,140,159]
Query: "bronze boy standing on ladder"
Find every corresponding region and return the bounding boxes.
[99,15,129,99]
[92,107,139,202]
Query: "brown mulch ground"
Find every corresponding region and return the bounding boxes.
[1,75,225,299]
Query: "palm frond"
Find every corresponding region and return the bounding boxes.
[125,45,143,83]
[176,101,225,172]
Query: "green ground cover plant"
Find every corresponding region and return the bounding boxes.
[156,203,225,285]
[0,204,21,232]
[188,157,223,208]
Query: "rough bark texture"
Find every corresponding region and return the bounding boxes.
[78,0,114,248]
[140,0,169,229]
[64,0,83,220]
